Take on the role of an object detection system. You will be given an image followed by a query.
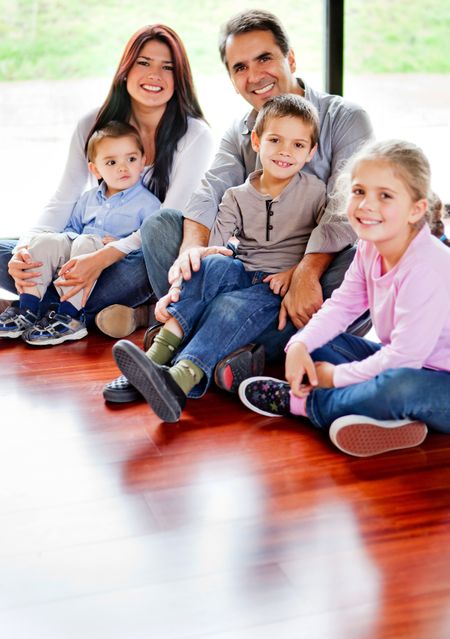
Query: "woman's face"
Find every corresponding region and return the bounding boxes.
[126,39,175,111]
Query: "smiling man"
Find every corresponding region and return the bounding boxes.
[104,9,374,403]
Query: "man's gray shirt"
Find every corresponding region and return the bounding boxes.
[184,79,373,254]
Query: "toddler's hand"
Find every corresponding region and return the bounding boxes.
[263,266,295,297]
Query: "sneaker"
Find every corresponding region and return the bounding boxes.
[0,302,38,338]
[112,340,186,422]
[214,343,265,393]
[238,376,290,418]
[329,415,428,457]
[103,324,162,403]
[23,306,87,346]
[95,302,155,338]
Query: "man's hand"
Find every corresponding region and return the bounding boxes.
[285,341,318,398]
[278,253,333,330]
[7,248,43,294]
[263,266,295,297]
[168,245,233,285]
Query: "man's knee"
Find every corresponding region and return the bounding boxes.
[141,208,183,248]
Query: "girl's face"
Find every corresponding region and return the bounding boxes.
[126,39,175,111]
[347,160,427,249]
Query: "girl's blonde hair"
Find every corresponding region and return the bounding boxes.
[332,139,434,228]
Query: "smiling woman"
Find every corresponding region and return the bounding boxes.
[0,24,214,336]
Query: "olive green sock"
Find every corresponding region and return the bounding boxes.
[169,359,204,395]
[146,327,182,365]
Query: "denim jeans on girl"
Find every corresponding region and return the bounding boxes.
[167,253,282,397]
[306,333,450,432]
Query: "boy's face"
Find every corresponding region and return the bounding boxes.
[89,135,146,196]
[251,116,317,182]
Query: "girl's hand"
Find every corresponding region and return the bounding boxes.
[263,266,295,297]
[315,361,335,388]
[285,341,318,398]
[7,248,43,294]
[55,252,107,306]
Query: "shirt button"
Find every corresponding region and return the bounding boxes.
[269,211,274,216]
[268,225,273,230]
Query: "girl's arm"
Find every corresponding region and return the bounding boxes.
[332,265,450,387]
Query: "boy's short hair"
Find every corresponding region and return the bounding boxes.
[219,9,290,67]
[87,121,144,162]
[253,94,320,148]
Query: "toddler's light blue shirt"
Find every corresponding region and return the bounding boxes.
[64,178,160,240]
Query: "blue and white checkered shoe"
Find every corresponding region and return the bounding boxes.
[0,302,38,338]
[22,306,87,346]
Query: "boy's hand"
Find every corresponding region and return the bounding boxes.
[102,235,117,245]
[285,341,318,398]
[168,245,233,285]
[263,266,295,297]
[7,248,43,294]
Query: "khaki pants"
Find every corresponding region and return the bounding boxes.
[26,233,104,310]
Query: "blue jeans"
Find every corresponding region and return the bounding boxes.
[306,333,450,432]
[140,209,367,360]
[167,254,282,397]
[0,240,153,327]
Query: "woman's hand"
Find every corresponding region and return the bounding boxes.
[55,252,108,306]
[7,248,43,294]
[285,341,318,398]
[263,266,295,297]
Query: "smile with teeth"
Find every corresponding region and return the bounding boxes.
[272,159,293,168]
[253,83,275,95]
[357,216,381,225]
[141,84,163,92]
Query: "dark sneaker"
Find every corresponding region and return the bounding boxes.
[102,324,162,404]
[113,340,186,422]
[23,307,87,346]
[103,375,142,403]
[0,302,38,338]
[95,302,156,338]
[238,376,291,418]
[214,343,265,393]
[329,415,428,457]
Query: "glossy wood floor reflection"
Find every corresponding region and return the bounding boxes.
[1,330,450,639]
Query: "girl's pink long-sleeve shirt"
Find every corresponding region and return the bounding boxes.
[287,226,450,387]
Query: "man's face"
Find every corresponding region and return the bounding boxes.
[224,30,299,111]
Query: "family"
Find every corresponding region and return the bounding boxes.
[0,10,449,456]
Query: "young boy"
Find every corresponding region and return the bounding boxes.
[0,121,160,345]
[112,94,326,421]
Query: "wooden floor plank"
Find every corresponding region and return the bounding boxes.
[1,331,450,639]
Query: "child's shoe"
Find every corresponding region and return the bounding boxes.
[238,376,291,417]
[0,302,38,338]
[329,415,428,457]
[22,305,87,346]
[112,340,186,422]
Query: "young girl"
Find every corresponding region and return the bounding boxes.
[239,139,450,457]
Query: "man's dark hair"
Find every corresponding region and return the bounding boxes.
[254,94,319,148]
[219,9,291,67]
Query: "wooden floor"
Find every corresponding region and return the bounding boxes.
[1,330,450,639]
